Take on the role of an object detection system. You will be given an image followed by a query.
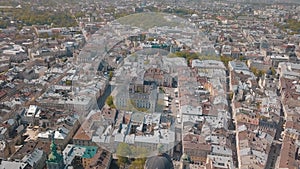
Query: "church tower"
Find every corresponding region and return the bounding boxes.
[46,134,64,169]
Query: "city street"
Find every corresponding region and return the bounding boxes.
[97,84,114,110]
[264,116,284,169]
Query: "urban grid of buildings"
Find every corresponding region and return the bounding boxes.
[0,0,300,169]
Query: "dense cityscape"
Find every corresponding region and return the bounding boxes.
[0,0,300,169]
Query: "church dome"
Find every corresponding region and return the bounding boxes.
[144,153,174,169]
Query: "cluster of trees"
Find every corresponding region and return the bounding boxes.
[106,95,116,108]
[0,7,77,29]
[277,19,300,34]
[220,55,235,68]
[104,6,115,14]
[174,51,235,68]
[65,80,72,86]
[74,11,86,18]
[250,66,277,78]
[163,8,195,17]
[147,37,155,41]
[250,67,266,77]
[270,67,276,75]
[109,71,113,81]
[174,51,199,64]
[0,20,9,29]
[17,10,77,27]
[114,12,132,19]
[116,143,148,169]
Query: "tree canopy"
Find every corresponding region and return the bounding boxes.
[277,19,300,34]
[116,143,131,169]
[106,95,116,108]
[0,7,77,29]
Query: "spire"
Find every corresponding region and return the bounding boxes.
[48,132,63,163]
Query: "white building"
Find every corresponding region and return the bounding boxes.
[23,105,41,125]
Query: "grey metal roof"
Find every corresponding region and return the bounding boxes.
[145,153,174,169]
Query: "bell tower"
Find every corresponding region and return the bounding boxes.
[46,134,64,169]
